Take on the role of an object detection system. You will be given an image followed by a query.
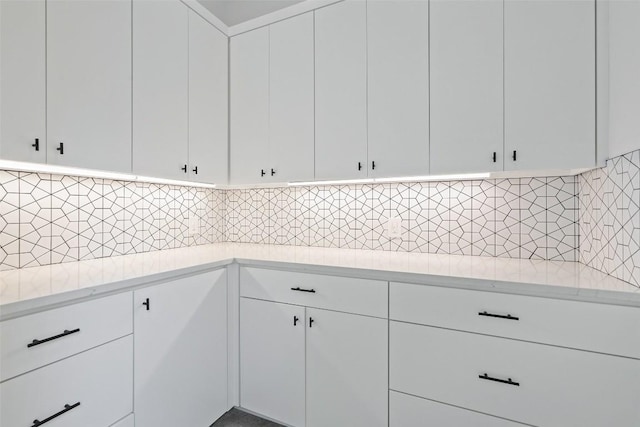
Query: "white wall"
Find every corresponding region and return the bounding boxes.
[609,0,640,158]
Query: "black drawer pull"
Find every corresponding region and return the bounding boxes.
[32,138,40,151]
[309,317,315,328]
[143,298,150,311]
[56,142,64,155]
[291,287,315,293]
[32,402,80,426]
[294,315,299,326]
[478,311,519,321]
[27,328,80,348]
[479,373,520,387]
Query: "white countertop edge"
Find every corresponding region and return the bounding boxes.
[2,253,639,321]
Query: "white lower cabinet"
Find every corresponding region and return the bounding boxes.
[1,335,133,427]
[240,298,306,427]
[390,321,640,427]
[134,270,228,427]
[240,297,388,427]
[390,391,525,427]
[306,308,388,427]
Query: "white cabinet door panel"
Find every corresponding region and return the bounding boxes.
[306,308,388,427]
[368,0,429,178]
[189,11,228,185]
[240,298,306,427]
[315,0,368,180]
[504,0,595,171]
[230,27,270,184]
[270,12,315,183]
[430,0,503,174]
[134,270,228,427]
[47,0,131,172]
[0,0,46,163]
[133,0,189,180]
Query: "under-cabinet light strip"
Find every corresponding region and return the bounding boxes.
[0,159,217,188]
[287,172,491,186]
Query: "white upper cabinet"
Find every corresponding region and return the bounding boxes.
[367,0,429,178]
[230,27,270,184]
[315,0,368,181]
[0,0,46,164]
[47,0,132,173]
[188,10,228,184]
[504,0,596,171]
[430,0,503,174]
[133,0,189,180]
[269,12,315,183]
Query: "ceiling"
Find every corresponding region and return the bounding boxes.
[198,0,307,27]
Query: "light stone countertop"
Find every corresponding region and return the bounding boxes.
[1,243,639,320]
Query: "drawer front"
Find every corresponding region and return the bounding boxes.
[241,267,387,317]
[390,391,524,427]
[390,321,640,427]
[1,335,133,427]
[111,414,134,427]
[1,292,133,381]
[390,282,640,358]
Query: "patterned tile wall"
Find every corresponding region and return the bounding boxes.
[224,176,579,262]
[579,150,640,287]
[0,171,225,271]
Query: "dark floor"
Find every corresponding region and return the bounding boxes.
[211,408,284,427]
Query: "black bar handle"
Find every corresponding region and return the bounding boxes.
[371,161,376,170]
[28,328,80,348]
[479,373,520,387]
[294,316,299,326]
[32,138,40,151]
[271,168,276,176]
[192,166,198,175]
[478,311,519,321]
[512,150,517,161]
[32,402,81,427]
[181,164,187,173]
[261,169,266,177]
[291,287,315,293]
[309,317,314,328]
[358,162,362,171]
[56,142,64,155]
[492,152,497,163]
[143,298,150,311]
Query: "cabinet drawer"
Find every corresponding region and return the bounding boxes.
[390,391,525,427]
[241,267,387,317]
[390,282,640,358]
[390,322,640,427]
[1,335,133,427]
[1,292,133,381]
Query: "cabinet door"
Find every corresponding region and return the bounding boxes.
[230,27,270,184]
[134,270,228,427]
[133,0,189,180]
[47,0,131,172]
[306,308,388,427]
[189,11,228,185]
[315,0,367,180]
[240,298,305,427]
[269,12,315,183]
[504,0,595,171]
[430,0,503,174]
[368,0,429,178]
[0,0,46,163]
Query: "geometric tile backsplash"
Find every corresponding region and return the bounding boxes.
[0,171,224,270]
[1,150,639,288]
[579,149,640,287]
